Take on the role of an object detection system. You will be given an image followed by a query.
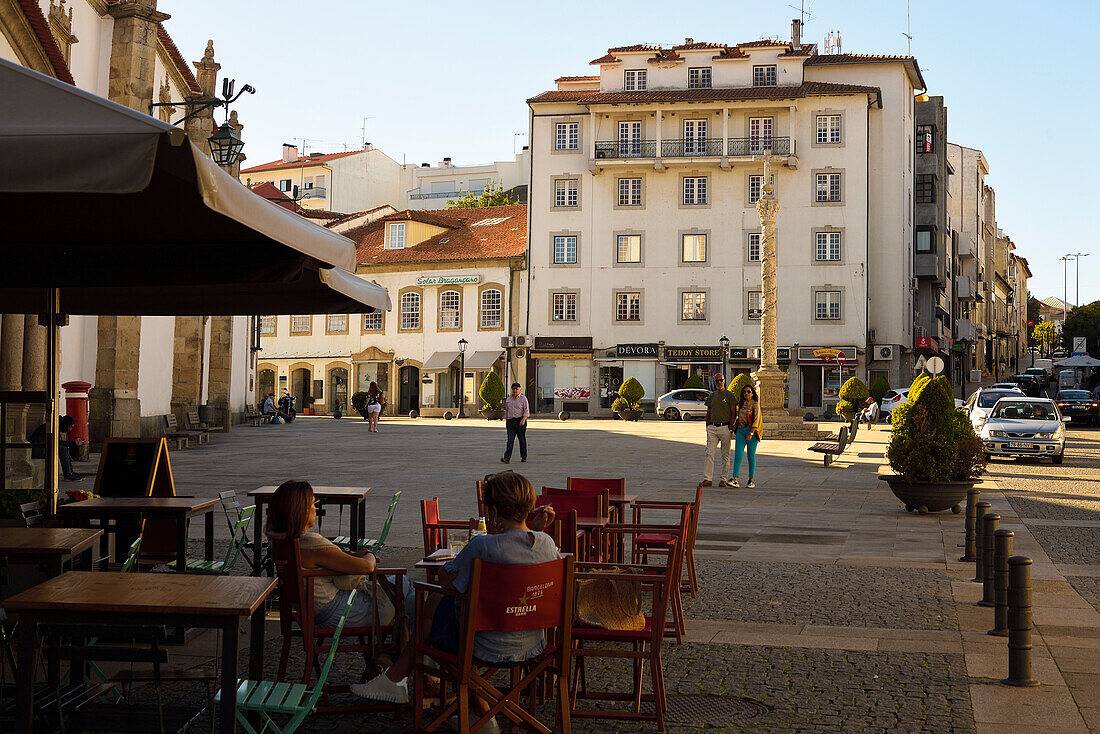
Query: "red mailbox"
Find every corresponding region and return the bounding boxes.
[61,380,92,447]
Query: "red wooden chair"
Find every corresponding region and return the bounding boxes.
[271,537,407,713]
[569,517,687,732]
[632,484,703,596]
[566,477,628,524]
[541,509,584,560]
[412,557,576,734]
[538,491,607,561]
[421,497,475,556]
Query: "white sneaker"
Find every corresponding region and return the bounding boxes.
[350,672,409,703]
[747,478,756,488]
[730,478,739,488]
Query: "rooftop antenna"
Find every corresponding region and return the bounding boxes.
[824,30,842,54]
[295,137,322,155]
[902,0,913,55]
[514,132,525,156]
[788,0,814,26]
[361,116,377,148]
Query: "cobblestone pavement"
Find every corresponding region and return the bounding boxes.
[684,560,957,630]
[1068,577,1100,615]
[1027,526,1100,566]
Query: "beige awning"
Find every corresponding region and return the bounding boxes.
[422,351,461,370]
[465,350,504,370]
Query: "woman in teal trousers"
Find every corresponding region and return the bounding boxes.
[730,384,763,487]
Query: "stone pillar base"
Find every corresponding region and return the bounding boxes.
[752,365,787,414]
[88,387,141,447]
[210,398,231,432]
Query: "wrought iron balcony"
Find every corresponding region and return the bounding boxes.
[726,137,791,156]
[593,136,793,160]
[660,138,725,157]
[594,140,658,159]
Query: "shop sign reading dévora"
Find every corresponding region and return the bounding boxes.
[416,275,481,286]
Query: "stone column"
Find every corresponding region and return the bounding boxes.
[752,154,786,413]
[206,316,234,430]
[0,315,24,391]
[105,0,168,112]
[170,316,204,419]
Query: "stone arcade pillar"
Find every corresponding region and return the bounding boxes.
[752,153,786,414]
[0,315,24,391]
[206,316,234,430]
[170,316,204,419]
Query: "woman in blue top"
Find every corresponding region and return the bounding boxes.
[353,471,558,712]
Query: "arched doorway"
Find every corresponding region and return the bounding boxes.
[399,365,420,414]
[328,367,349,413]
[291,367,312,409]
[258,368,275,400]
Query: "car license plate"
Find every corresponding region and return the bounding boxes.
[1008,441,1034,449]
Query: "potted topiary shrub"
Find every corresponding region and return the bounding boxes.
[613,377,645,421]
[683,374,706,390]
[727,372,753,403]
[836,376,869,421]
[869,375,890,405]
[880,374,987,514]
[351,391,369,420]
[478,371,506,420]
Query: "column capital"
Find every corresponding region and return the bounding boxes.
[107,2,169,23]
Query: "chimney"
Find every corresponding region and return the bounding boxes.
[791,18,801,48]
[281,143,297,163]
[684,37,693,45]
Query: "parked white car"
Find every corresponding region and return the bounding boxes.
[966,387,1025,431]
[979,397,1068,464]
[878,387,965,424]
[656,388,710,421]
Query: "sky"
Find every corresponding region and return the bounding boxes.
[162,0,1098,306]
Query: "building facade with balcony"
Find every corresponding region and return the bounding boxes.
[524,22,925,416]
[405,150,531,209]
[947,143,991,384]
[241,143,404,213]
[257,205,526,418]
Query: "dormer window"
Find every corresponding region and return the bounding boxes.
[688,67,711,89]
[753,65,777,87]
[624,69,647,91]
[387,222,406,249]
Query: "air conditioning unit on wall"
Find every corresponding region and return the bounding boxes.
[876,345,895,361]
[514,335,531,347]
[501,336,515,348]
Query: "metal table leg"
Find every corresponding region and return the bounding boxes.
[15,614,35,733]
[176,517,188,573]
[220,618,240,733]
[205,512,215,562]
[251,501,263,576]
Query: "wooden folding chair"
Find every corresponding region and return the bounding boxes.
[632,484,703,597]
[413,557,575,734]
[538,490,607,561]
[566,477,628,522]
[421,497,475,556]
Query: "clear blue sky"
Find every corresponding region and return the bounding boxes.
[162,0,1097,306]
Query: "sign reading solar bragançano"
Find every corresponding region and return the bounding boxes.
[415,275,480,286]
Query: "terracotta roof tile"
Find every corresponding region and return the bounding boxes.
[607,44,663,53]
[555,75,600,82]
[376,209,466,228]
[156,24,201,94]
[324,205,396,228]
[529,81,880,105]
[648,49,683,63]
[671,41,727,50]
[589,53,620,65]
[248,181,302,213]
[299,209,345,220]
[240,150,363,174]
[16,0,74,85]
[778,43,816,57]
[355,205,527,267]
[805,52,926,90]
[712,46,748,60]
[736,39,788,48]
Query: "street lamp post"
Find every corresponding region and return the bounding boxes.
[719,335,730,384]
[457,338,468,418]
[1071,252,1089,312]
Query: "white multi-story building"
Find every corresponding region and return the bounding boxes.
[405,150,530,209]
[524,21,925,416]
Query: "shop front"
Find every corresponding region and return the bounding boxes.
[728,347,793,404]
[662,345,723,392]
[352,347,393,414]
[594,343,659,415]
[530,337,593,414]
[797,346,858,415]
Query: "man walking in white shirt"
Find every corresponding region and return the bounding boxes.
[502,382,530,463]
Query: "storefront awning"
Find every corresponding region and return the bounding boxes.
[422,351,461,370]
[465,350,504,370]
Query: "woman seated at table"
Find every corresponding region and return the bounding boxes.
[352,470,558,708]
[264,480,403,630]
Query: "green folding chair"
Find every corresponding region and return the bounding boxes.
[214,590,357,734]
[172,505,255,574]
[332,491,400,554]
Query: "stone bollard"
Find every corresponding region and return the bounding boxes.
[973,501,991,583]
[988,529,1013,637]
[959,489,981,561]
[1002,556,1039,687]
[979,513,1000,607]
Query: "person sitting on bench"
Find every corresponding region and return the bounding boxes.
[29,415,82,481]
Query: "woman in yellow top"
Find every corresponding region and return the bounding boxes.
[730,384,763,487]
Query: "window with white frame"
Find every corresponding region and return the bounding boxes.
[387,222,406,249]
[362,311,383,331]
[752,65,777,86]
[290,315,311,334]
[688,67,711,88]
[747,290,762,319]
[684,119,707,154]
[748,174,763,203]
[681,233,707,263]
[555,122,579,150]
[815,232,842,261]
[816,114,842,144]
[815,291,842,320]
[681,292,707,320]
[259,316,276,335]
[553,235,577,264]
[439,290,460,329]
[618,177,642,206]
[816,172,842,202]
[326,314,348,333]
[616,292,641,322]
[400,292,421,330]
[619,121,642,156]
[480,288,502,328]
[747,232,761,262]
[554,178,578,208]
[624,69,647,90]
[749,117,773,153]
[617,234,641,263]
[552,292,577,321]
[683,176,708,205]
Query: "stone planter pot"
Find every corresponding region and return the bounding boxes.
[615,409,644,422]
[878,475,975,515]
[480,408,504,421]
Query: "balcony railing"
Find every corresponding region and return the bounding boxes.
[299,186,327,199]
[593,137,792,160]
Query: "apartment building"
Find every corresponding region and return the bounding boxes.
[405,150,531,209]
[947,143,990,382]
[258,205,526,417]
[524,21,925,416]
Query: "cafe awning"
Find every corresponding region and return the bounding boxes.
[465,351,504,370]
[1054,355,1100,368]
[0,57,390,316]
[422,351,461,370]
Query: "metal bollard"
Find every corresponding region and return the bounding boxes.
[973,501,992,583]
[959,489,981,561]
[1002,556,1039,687]
[979,513,999,606]
[988,529,1013,637]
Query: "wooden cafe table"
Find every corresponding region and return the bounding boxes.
[0,527,103,576]
[248,486,371,575]
[4,571,276,734]
[59,496,219,572]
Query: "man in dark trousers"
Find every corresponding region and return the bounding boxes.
[501,382,530,463]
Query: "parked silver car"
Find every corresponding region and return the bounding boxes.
[656,389,710,421]
[979,396,1068,464]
